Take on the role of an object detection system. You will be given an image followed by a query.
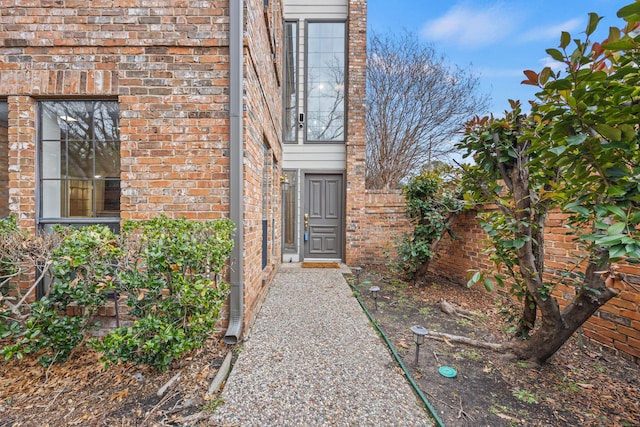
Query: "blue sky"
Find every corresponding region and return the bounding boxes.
[367,0,629,116]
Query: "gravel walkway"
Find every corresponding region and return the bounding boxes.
[211,264,432,426]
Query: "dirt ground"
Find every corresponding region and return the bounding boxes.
[352,266,640,427]
[1,265,639,427]
[0,337,229,426]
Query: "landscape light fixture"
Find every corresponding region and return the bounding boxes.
[369,285,380,310]
[352,266,362,285]
[411,325,428,366]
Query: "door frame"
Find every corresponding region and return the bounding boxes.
[300,170,345,261]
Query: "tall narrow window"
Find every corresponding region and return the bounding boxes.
[0,101,8,218]
[39,101,120,228]
[262,143,270,269]
[283,21,298,142]
[282,170,296,252]
[306,21,346,142]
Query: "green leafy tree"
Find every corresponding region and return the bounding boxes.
[459,2,640,363]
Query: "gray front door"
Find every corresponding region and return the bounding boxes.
[303,174,343,260]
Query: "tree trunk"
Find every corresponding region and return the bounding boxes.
[508,252,618,363]
[516,291,537,338]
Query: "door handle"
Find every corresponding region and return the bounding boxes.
[304,213,309,229]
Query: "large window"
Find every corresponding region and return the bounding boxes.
[39,101,120,227]
[283,21,298,142]
[306,21,346,142]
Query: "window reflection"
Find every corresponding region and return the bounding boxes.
[283,21,298,142]
[282,170,296,251]
[306,22,345,142]
[40,101,120,219]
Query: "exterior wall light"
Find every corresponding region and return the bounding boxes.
[280,174,289,191]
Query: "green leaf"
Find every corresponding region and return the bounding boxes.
[617,1,640,19]
[586,13,602,36]
[594,234,623,245]
[549,146,566,156]
[539,67,552,85]
[560,31,571,49]
[566,134,587,146]
[483,277,494,292]
[607,205,627,220]
[594,124,622,141]
[607,186,627,197]
[602,39,637,51]
[546,79,573,91]
[513,238,526,249]
[545,48,566,62]
[565,203,590,216]
[607,222,627,236]
[608,245,628,259]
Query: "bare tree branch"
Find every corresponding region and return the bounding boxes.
[366,31,490,189]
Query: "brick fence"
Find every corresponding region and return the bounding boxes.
[360,190,412,264]
[363,190,640,363]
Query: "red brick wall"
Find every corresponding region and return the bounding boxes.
[360,190,412,264]
[344,0,368,266]
[241,0,283,332]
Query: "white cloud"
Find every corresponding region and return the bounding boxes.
[421,2,522,49]
[519,18,583,43]
[539,56,566,72]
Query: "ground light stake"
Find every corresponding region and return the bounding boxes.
[369,285,380,310]
[411,325,428,366]
[352,266,362,286]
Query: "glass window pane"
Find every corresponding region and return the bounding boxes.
[67,179,92,217]
[39,101,120,220]
[67,139,93,178]
[41,180,62,218]
[95,140,120,178]
[283,21,298,142]
[306,22,345,142]
[283,170,297,251]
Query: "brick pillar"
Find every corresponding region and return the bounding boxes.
[8,96,36,230]
[345,0,367,266]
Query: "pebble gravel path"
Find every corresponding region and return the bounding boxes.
[211,264,433,426]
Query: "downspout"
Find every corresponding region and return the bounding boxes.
[225,0,244,345]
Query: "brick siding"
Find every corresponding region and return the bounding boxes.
[0,0,284,335]
[359,190,412,264]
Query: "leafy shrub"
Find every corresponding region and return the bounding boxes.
[89,216,233,371]
[1,216,234,370]
[2,225,121,365]
[395,167,463,279]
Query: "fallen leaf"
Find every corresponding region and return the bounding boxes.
[109,388,129,402]
[578,383,594,389]
[396,340,409,349]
